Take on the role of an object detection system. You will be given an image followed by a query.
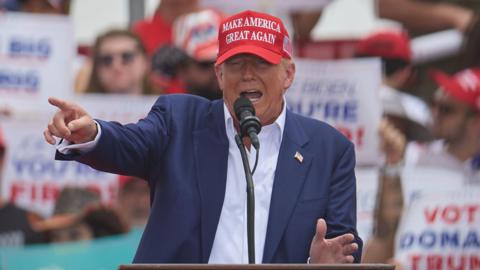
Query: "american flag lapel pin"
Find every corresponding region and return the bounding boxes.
[294,151,303,163]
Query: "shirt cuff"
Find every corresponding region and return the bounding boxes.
[57,121,102,154]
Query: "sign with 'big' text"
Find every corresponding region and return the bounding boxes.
[0,13,74,113]
[286,58,382,165]
[395,189,480,270]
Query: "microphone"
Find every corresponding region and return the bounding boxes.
[234,96,261,150]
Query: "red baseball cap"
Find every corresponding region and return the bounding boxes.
[215,10,292,65]
[356,30,411,62]
[430,68,480,111]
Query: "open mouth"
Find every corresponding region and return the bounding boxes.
[240,90,263,103]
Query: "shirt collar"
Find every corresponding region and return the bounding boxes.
[223,98,286,142]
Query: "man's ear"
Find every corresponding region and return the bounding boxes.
[283,60,296,92]
[214,64,224,92]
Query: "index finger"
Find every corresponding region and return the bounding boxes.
[48,97,75,111]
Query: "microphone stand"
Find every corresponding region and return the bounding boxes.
[235,135,256,264]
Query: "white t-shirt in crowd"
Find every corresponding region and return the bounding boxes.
[405,140,480,185]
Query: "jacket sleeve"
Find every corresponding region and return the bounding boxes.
[55,97,172,179]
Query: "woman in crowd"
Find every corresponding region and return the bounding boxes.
[85,29,152,95]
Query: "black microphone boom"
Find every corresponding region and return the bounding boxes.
[234,96,261,150]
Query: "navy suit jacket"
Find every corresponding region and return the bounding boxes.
[56,94,362,263]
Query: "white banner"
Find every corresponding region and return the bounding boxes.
[395,189,480,270]
[0,94,158,216]
[286,58,382,165]
[0,13,74,114]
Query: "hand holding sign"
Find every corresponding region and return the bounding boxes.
[309,218,358,263]
[44,97,97,145]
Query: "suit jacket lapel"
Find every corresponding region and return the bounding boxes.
[193,100,229,263]
[263,111,312,262]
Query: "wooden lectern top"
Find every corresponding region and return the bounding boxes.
[119,264,394,270]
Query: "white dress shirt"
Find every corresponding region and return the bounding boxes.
[57,101,286,263]
[208,103,285,263]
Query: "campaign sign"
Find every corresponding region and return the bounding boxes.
[286,58,382,165]
[0,13,74,113]
[0,94,157,216]
[395,189,480,270]
[0,118,118,217]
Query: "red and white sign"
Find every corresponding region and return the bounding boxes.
[395,188,480,270]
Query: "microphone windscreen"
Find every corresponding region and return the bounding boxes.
[234,96,255,119]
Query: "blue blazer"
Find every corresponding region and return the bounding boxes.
[56,94,362,263]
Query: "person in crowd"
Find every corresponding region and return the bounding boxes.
[148,8,224,98]
[405,68,480,182]
[354,30,432,263]
[355,30,432,142]
[362,120,407,263]
[149,45,190,95]
[117,176,150,228]
[32,186,129,243]
[363,67,480,263]
[0,128,47,247]
[44,10,362,264]
[132,0,200,56]
[84,29,152,95]
[170,8,224,100]
[52,186,101,216]
[37,203,130,243]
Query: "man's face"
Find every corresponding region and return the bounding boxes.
[215,54,295,126]
[431,89,476,143]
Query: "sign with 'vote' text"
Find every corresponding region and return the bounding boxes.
[395,189,480,270]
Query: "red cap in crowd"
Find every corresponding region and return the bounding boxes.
[215,10,292,65]
[430,68,480,111]
[356,30,412,62]
[173,9,224,62]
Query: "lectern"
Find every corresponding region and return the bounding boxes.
[119,264,394,270]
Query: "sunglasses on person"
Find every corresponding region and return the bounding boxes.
[97,51,138,67]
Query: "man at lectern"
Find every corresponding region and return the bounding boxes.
[44,10,362,264]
